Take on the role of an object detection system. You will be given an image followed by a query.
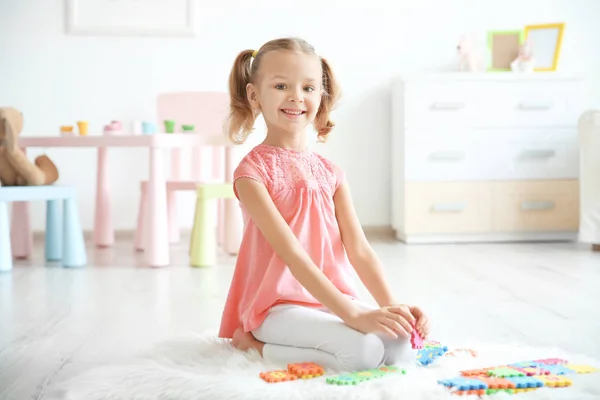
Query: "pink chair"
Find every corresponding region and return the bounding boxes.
[134,91,231,251]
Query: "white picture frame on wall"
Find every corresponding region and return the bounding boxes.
[66,0,195,37]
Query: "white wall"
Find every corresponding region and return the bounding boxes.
[1,0,600,231]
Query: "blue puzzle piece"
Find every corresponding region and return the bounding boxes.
[416,346,447,366]
[507,376,544,388]
[437,377,487,391]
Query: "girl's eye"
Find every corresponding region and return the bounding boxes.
[275,84,286,90]
[304,86,315,92]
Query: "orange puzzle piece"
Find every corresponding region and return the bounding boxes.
[287,362,325,379]
[259,370,298,383]
[460,368,495,377]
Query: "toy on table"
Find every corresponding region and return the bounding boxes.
[0,107,59,187]
[182,124,195,132]
[164,119,175,133]
[103,121,123,136]
[77,121,88,136]
[142,121,156,135]
[60,125,74,136]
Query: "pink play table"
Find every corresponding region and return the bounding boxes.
[18,134,241,267]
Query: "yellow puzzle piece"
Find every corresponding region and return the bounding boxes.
[565,364,598,374]
[537,375,572,388]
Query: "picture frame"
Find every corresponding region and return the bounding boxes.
[524,23,565,71]
[487,30,524,72]
[65,0,195,37]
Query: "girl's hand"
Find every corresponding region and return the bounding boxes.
[408,305,430,339]
[345,306,415,339]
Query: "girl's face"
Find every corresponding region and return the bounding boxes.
[247,50,323,137]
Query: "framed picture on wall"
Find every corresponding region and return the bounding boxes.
[65,0,195,37]
[524,23,565,71]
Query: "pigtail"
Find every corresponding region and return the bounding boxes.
[314,57,340,142]
[226,49,256,144]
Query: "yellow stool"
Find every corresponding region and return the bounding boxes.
[190,183,236,267]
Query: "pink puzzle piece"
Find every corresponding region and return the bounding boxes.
[410,324,424,349]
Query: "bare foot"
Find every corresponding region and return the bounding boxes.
[232,328,265,356]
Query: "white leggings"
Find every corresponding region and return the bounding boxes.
[251,299,413,372]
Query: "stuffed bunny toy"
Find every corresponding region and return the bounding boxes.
[457,35,485,72]
[0,107,59,186]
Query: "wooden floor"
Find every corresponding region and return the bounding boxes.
[1,235,599,399]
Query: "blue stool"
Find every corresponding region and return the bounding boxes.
[0,186,87,272]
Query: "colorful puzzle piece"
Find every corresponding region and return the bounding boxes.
[452,389,487,396]
[509,361,539,368]
[442,357,598,395]
[287,362,324,379]
[461,367,495,377]
[259,370,298,383]
[424,340,441,348]
[438,377,487,391]
[446,347,477,357]
[538,363,578,375]
[506,376,544,389]
[416,346,447,366]
[475,376,516,390]
[325,365,405,386]
[564,364,598,374]
[536,374,573,387]
[487,367,525,378]
[326,374,362,386]
[513,366,550,376]
[533,358,568,365]
[410,324,424,349]
[511,388,540,394]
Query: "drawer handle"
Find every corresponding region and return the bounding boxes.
[519,149,556,158]
[430,102,465,111]
[518,102,554,111]
[518,149,556,159]
[520,201,555,211]
[431,203,465,212]
[429,151,466,161]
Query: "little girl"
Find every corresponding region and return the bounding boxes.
[218,37,430,372]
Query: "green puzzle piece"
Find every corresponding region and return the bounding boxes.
[488,367,525,378]
[326,365,405,385]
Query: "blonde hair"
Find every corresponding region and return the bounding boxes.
[225,37,340,144]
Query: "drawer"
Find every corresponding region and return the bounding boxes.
[401,79,583,129]
[482,81,583,128]
[491,180,579,232]
[487,129,578,180]
[404,129,491,181]
[404,182,491,234]
[403,82,482,128]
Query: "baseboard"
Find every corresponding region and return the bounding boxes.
[362,225,395,241]
[31,226,396,241]
[395,231,578,244]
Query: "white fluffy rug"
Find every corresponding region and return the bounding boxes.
[46,332,600,400]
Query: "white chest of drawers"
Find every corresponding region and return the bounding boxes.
[391,73,584,243]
